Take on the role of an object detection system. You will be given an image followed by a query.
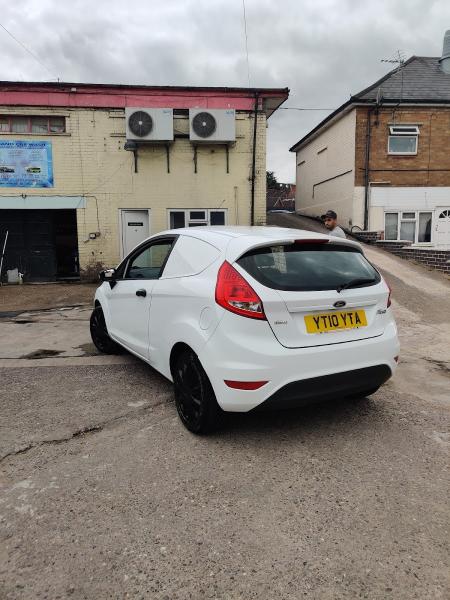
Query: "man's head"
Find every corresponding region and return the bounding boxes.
[322,210,338,231]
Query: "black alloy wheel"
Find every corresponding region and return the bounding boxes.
[90,306,123,355]
[173,349,222,434]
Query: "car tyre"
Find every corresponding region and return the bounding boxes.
[90,306,123,355]
[173,348,222,434]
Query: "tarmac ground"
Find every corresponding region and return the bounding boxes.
[0,216,449,599]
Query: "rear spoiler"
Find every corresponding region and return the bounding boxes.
[226,235,362,263]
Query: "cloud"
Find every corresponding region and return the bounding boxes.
[1,0,449,181]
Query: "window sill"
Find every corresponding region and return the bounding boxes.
[0,132,70,137]
[386,152,418,157]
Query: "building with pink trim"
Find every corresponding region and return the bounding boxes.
[0,82,288,281]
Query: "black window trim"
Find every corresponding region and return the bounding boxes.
[115,235,179,281]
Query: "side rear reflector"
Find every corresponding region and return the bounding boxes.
[224,380,268,390]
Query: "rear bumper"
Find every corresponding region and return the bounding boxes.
[199,311,399,412]
[254,365,392,411]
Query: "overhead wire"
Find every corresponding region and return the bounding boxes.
[242,0,251,87]
[0,21,57,79]
[279,107,336,111]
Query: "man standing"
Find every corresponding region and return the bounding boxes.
[322,210,346,238]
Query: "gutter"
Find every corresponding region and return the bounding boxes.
[363,106,377,230]
[250,92,260,226]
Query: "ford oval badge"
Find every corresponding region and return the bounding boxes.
[333,300,346,308]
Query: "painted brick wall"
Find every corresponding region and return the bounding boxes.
[295,109,356,228]
[355,107,450,187]
[0,106,266,271]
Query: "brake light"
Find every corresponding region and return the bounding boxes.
[387,283,392,308]
[215,261,266,320]
[294,239,328,244]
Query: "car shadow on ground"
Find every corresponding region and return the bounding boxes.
[213,395,382,439]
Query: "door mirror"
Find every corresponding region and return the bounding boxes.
[99,268,116,282]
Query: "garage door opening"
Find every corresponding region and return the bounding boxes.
[0,209,79,282]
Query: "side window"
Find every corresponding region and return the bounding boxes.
[125,240,174,279]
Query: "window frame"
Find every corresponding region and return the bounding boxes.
[167,208,227,229]
[0,115,66,135]
[387,124,419,156]
[113,235,178,281]
[383,210,432,245]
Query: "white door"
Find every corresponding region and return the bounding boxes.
[121,210,150,257]
[435,208,450,248]
[106,238,176,359]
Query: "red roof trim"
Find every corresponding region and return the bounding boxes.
[0,82,289,115]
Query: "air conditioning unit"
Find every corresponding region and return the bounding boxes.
[125,108,173,142]
[189,109,235,143]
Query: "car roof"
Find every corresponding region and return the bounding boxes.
[160,225,333,241]
[155,226,361,259]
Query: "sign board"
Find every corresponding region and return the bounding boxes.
[0,141,53,188]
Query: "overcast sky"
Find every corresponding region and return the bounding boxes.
[1,0,449,182]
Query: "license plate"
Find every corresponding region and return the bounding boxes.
[304,310,367,333]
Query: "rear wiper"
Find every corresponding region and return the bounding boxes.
[336,277,376,293]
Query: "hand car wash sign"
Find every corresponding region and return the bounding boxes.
[0,140,53,187]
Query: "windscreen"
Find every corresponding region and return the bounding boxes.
[236,243,381,292]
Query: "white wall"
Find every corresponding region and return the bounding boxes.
[369,186,450,248]
[295,109,356,228]
[370,186,450,210]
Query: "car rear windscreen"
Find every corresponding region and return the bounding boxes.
[236,243,381,292]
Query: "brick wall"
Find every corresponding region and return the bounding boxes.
[352,230,380,244]
[375,240,450,273]
[355,107,450,187]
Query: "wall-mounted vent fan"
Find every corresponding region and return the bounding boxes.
[189,109,236,143]
[125,108,174,142]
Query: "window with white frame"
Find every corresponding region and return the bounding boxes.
[168,209,227,229]
[384,211,432,243]
[388,125,419,155]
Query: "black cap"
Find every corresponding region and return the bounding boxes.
[321,210,337,220]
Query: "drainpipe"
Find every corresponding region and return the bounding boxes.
[363,105,377,230]
[250,92,260,226]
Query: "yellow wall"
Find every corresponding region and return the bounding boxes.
[0,106,267,272]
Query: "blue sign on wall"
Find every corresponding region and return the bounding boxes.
[0,140,53,188]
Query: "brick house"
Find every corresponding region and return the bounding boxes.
[0,82,288,282]
[290,32,450,272]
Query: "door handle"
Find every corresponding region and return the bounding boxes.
[136,289,147,297]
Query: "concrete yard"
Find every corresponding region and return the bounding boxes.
[0,221,449,599]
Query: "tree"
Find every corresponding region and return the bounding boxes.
[266,171,279,189]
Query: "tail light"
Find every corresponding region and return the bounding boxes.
[387,283,392,308]
[215,261,266,320]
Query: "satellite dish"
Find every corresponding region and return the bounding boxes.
[128,111,153,137]
[192,112,217,138]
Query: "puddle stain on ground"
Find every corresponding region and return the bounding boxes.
[20,349,63,360]
[76,343,99,356]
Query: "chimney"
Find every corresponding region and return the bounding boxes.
[439,30,450,74]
